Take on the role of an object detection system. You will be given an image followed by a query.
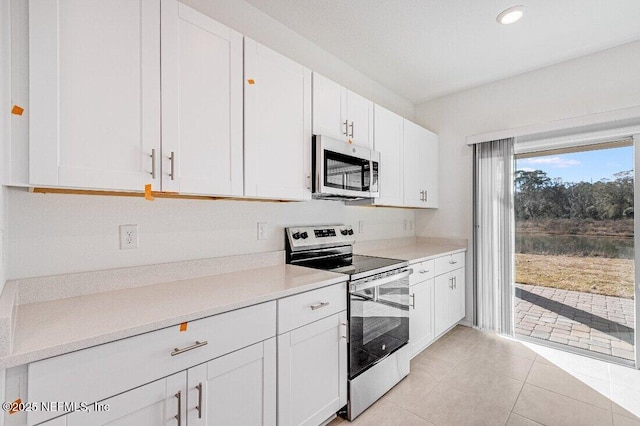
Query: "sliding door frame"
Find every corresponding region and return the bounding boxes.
[634,133,639,369]
[513,133,639,368]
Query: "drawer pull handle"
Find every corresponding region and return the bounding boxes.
[419,269,429,274]
[171,340,208,356]
[449,260,457,264]
[410,293,416,309]
[310,301,330,310]
[175,391,182,426]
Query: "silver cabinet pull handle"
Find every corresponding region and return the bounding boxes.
[419,269,429,274]
[195,382,203,419]
[424,190,428,202]
[349,121,354,138]
[449,260,457,264]
[171,340,208,356]
[169,151,176,180]
[449,278,454,289]
[453,277,457,289]
[420,190,424,201]
[150,148,157,179]
[410,293,415,309]
[310,301,330,310]
[175,391,182,426]
[341,321,349,342]
[343,120,348,136]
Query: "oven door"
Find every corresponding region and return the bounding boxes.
[348,269,410,379]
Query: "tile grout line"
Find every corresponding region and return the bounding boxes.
[507,353,537,424]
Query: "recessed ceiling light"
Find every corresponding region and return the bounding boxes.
[496,5,525,25]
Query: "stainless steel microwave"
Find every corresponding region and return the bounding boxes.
[312,135,380,199]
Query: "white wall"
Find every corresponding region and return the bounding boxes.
[414,40,640,323]
[181,0,414,120]
[8,189,415,278]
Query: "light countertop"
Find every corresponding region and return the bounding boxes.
[4,264,346,368]
[356,241,467,264]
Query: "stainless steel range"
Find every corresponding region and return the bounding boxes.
[285,225,411,420]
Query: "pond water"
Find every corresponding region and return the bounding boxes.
[515,233,634,259]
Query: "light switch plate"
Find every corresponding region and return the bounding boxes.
[257,222,267,240]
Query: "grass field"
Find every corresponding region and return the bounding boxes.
[515,253,635,299]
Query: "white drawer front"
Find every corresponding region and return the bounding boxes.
[434,252,465,276]
[28,301,276,425]
[409,259,435,285]
[278,282,347,334]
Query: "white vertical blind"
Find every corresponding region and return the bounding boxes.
[474,138,515,334]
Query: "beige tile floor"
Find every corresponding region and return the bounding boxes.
[331,325,640,426]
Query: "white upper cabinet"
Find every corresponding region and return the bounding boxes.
[346,90,374,149]
[373,105,404,206]
[161,0,243,196]
[29,0,161,191]
[403,119,439,208]
[312,73,373,149]
[312,73,346,142]
[244,38,312,200]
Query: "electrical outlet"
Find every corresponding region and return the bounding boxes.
[257,222,267,240]
[358,220,365,234]
[119,225,139,250]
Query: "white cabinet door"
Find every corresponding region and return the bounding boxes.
[64,372,186,426]
[29,0,161,191]
[451,268,466,324]
[278,312,347,426]
[244,38,312,200]
[423,129,439,208]
[409,278,435,358]
[312,73,347,142]
[187,338,276,426]
[434,273,451,337]
[161,1,243,196]
[373,105,404,206]
[346,90,373,149]
[403,120,439,208]
[403,119,427,208]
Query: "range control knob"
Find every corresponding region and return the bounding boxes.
[300,231,309,239]
[347,229,354,235]
[341,229,349,236]
[292,232,301,240]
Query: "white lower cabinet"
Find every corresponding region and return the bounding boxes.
[409,252,466,358]
[44,372,187,426]
[43,340,277,426]
[434,265,466,337]
[277,284,348,426]
[409,277,435,358]
[187,339,276,426]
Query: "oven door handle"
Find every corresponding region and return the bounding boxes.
[349,268,412,293]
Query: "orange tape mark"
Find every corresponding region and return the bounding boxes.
[247,79,255,85]
[11,105,24,116]
[144,184,154,201]
[9,398,21,415]
[179,322,188,332]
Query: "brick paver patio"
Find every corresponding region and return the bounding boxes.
[514,283,635,361]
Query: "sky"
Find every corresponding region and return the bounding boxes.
[516,145,634,184]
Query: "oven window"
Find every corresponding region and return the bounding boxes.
[349,278,409,379]
[324,150,370,192]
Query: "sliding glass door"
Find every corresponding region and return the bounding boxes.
[513,139,636,365]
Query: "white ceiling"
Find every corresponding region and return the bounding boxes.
[243,0,640,104]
